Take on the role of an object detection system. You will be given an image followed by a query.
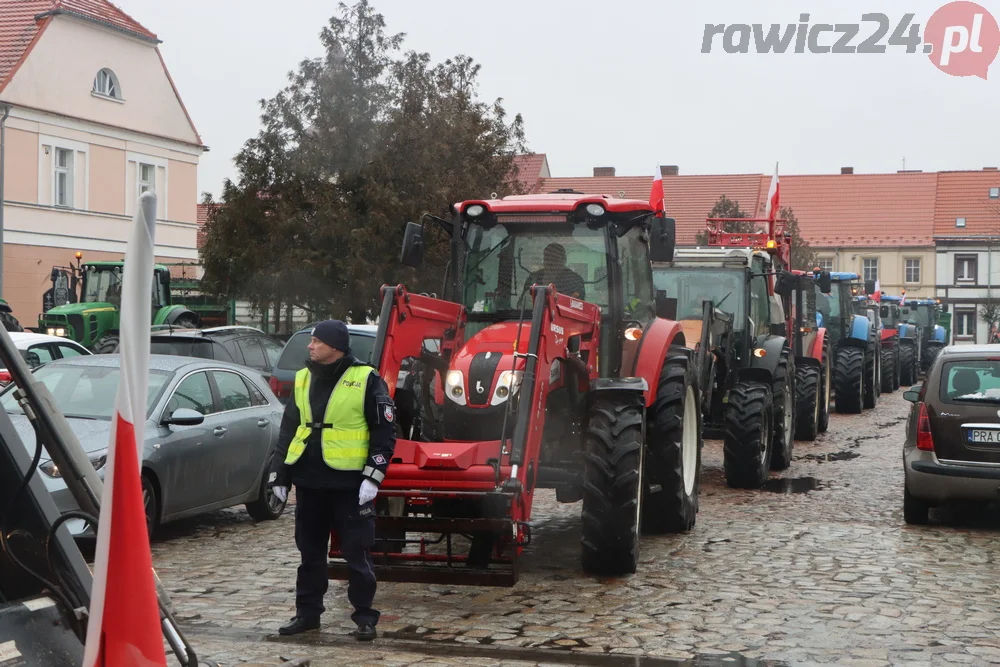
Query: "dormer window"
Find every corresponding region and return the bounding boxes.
[93,69,121,100]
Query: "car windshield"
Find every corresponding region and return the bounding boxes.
[462,222,609,316]
[275,331,376,372]
[1,364,171,420]
[652,268,745,326]
[939,360,1000,403]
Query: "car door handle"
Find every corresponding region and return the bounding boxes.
[213,427,228,436]
[257,419,269,428]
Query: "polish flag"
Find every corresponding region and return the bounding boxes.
[872,279,881,302]
[649,166,665,216]
[82,193,166,667]
[765,163,780,221]
[900,291,907,306]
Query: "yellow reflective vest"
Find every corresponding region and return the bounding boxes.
[284,364,373,471]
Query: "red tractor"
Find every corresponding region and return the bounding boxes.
[327,193,704,585]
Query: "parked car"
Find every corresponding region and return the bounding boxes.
[0,332,92,385]
[269,323,378,403]
[903,344,1000,524]
[142,325,285,380]
[0,354,287,537]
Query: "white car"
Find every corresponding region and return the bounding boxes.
[0,332,92,385]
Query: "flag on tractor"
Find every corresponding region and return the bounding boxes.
[649,166,665,216]
[765,163,780,221]
[82,193,166,667]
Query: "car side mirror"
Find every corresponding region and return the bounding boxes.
[816,270,832,295]
[903,386,921,402]
[654,290,677,320]
[648,216,676,263]
[400,221,425,268]
[773,270,796,298]
[162,407,204,427]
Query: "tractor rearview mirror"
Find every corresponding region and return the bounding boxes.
[400,221,425,268]
[773,270,796,298]
[648,217,676,263]
[864,279,877,295]
[655,291,677,320]
[817,271,832,295]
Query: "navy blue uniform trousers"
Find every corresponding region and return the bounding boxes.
[294,486,379,626]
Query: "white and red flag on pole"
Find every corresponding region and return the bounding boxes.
[649,166,665,216]
[765,163,780,221]
[82,192,166,667]
[873,279,881,302]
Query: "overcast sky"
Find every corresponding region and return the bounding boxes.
[115,0,999,199]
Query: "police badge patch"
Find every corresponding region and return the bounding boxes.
[373,454,386,465]
[383,404,394,422]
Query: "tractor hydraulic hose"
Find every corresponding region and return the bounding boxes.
[509,286,548,468]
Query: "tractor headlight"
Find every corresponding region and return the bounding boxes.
[47,327,66,337]
[585,203,605,217]
[466,204,485,218]
[490,370,523,406]
[445,370,466,406]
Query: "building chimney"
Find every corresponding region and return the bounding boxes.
[593,167,615,177]
[841,167,854,175]
[984,167,998,171]
[661,165,679,176]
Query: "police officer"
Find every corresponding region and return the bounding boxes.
[268,319,396,641]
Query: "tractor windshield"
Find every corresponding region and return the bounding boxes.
[901,305,931,327]
[816,282,841,322]
[881,305,901,327]
[652,268,746,327]
[81,266,123,304]
[462,222,609,317]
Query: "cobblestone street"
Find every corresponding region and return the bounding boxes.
[152,392,1000,666]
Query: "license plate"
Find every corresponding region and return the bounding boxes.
[966,428,1000,444]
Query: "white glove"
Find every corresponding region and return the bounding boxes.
[359,479,378,505]
[273,486,288,503]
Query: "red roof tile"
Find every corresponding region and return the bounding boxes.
[0,0,157,89]
[932,170,1000,238]
[768,173,939,248]
[511,153,549,194]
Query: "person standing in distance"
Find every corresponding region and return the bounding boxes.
[268,319,396,641]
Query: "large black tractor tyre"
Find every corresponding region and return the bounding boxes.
[581,394,645,575]
[892,347,901,391]
[818,340,832,433]
[722,381,774,489]
[642,346,702,535]
[0,310,23,332]
[899,343,917,386]
[93,333,120,355]
[834,347,865,414]
[770,348,794,470]
[863,348,878,410]
[794,364,821,441]
[172,314,200,330]
[922,344,943,375]
[880,347,895,393]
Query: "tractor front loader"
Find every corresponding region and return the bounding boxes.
[326,194,703,586]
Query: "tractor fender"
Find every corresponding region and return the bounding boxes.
[155,305,199,326]
[898,323,918,341]
[588,377,649,407]
[808,328,827,365]
[932,325,947,344]
[738,335,788,385]
[848,314,871,344]
[631,317,686,408]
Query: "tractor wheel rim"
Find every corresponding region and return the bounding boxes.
[682,386,698,495]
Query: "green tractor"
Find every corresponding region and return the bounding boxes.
[0,299,22,332]
[38,255,200,353]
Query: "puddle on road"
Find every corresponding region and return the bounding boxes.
[762,477,822,494]
[797,450,861,463]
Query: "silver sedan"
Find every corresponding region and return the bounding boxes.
[0,354,288,537]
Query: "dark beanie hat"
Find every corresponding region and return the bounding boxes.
[311,320,351,353]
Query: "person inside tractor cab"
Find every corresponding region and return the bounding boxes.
[523,243,586,300]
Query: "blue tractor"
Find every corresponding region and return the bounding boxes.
[903,298,948,376]
[814,272,878,414]
[879,295,922,386]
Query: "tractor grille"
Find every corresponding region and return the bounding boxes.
[467,352,503,406]
[442,401,517,441]
[68,315,85,342]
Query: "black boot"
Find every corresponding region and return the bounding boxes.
[354,623,377,641]
[279,616,320,635]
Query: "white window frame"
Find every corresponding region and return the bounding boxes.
[816,258,834,273]
[955,308,976,340]
[125,152,169,219]
[38,135,88,210]
[862,257,879,283]
[92,68,123,102]
[53,147,73,208]
[139,162,155,195]
[956,255,978,284]
[904,258,921,284]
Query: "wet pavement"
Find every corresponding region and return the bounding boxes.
[151,392,1000,666]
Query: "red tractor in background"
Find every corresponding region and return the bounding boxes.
[328,193,705,585]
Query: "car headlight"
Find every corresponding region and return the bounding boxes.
[40,448,108,478]
[445,370,466,406]
[490,370,523,406]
